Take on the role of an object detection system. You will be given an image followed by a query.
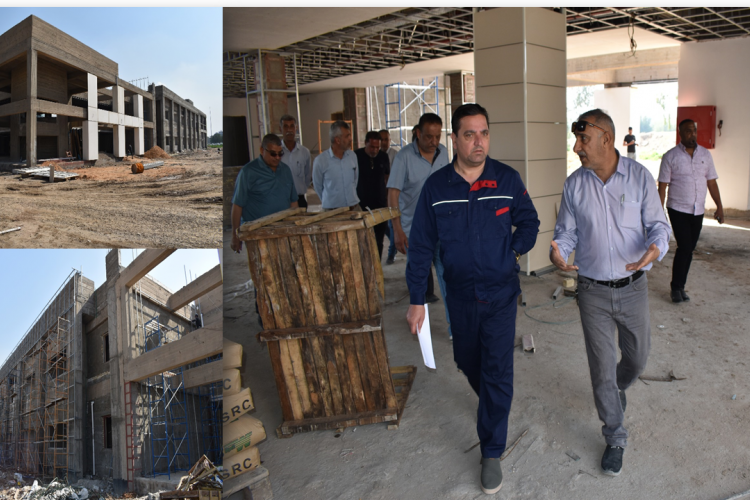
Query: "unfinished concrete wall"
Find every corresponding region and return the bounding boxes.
[151,84,207,154]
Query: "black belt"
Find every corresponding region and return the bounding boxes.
[581,270,644,289]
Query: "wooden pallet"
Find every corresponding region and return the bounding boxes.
[31,171,79,181]
[275,364,416,437]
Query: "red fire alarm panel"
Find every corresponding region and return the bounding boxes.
[676,105,716,149]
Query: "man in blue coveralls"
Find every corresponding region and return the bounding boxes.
[406,104,540,495]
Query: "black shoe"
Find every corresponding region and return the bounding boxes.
[670,290,683,303]
[480,457,503,494]
[601,445,624,476]
[425,294,440,303]
[680,290,690,302]
[619,390,627,413]
[386,256,395,265]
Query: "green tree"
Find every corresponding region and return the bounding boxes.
[640,115,653,133]
[209,131,223,144]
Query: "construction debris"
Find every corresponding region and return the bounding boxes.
[522,334,536,353]
[131,161,164,174]
[640,370,687,382]
[0,227,21,236]
[552,286,563,300]
[175,455,223,492]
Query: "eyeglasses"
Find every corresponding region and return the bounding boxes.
[265,150,284,158]
[571,121,607,134]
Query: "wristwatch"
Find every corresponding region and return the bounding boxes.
[514,250,521,263]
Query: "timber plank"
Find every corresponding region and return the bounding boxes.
[326,232,352,322]
[336,231,362,322]
[294,206,349,225]
[313,234,341,323]
[241,219,366,240]
[246,240,276,329]
[387,365,418,430]
[287,338,313,418]
[276,237,306,328]
[300,235,329,325]
[288,236,317,324]
[299,337,323,417]
[341,334,367,413]
[277,339,305,421]
[166,264,222,311]
[257,318,381,342]
[276,407,398,437]
[309,337,334,417]
[331,334,355,415]
[322,335,345,415]
[362,332,385,410]
[351,332,376,412]
[357,229,382,315]
[367,228,385,299]
[347,230,374,317]
[266,342,295,422]
[372,330,398,410]
[257,239,292,329]
[238,207,304,236]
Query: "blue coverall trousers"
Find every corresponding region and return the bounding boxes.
[447,292,517,458]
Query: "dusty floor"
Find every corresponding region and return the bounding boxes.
[0,150,222,248]
[224,217,750,500]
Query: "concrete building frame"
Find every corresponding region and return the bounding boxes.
[0,16,156,164]
[0,251,223,492]
[151,84,208,154]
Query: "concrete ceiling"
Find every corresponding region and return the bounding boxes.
[223,8,401,51]
[567,26,681,59]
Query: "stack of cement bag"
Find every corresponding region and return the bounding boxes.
[223,339,266,479]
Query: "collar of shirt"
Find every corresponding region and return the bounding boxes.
[282,141,299,154]
[410,141,445,166]
[581,152,627,185]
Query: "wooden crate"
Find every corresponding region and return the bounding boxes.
[239,207,416,437]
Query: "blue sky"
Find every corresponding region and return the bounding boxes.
[0,7,222,137]
[0,249,221,370]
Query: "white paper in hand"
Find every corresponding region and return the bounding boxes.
[417,303,436,371]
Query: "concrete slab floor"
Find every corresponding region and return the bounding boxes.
[223,217,750,500]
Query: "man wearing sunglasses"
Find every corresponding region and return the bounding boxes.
[550,109,670,477]
[230,133,298,254]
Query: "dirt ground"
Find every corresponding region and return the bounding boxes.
[225,216,750,500]
[0,150,222,248]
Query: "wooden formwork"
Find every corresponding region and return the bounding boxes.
[239,207,416,438]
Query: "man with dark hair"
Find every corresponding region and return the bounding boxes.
[551,108,670,476]
[280,114,312,209]
[230,133,298,253]
[406,103,539,495]
[387,113,452,328]
[658,118,724,303]
[623,126,637,160]
[380,129,401,265]
[355,131,391,258]
[313,120,360,210]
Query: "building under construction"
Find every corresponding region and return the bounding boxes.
[0,16,207,166]
[0,250,223,493]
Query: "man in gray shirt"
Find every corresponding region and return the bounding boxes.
[313,120,360,210]
[387,113,452,336]
[280,114,312,209]
[380,129,400,265]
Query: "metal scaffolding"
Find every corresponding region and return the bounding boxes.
[144,315,191,478]
[198,375,222,465]
[43,317,72,480]
[383,77,444,148]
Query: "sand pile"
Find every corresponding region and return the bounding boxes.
[144,146,171,160]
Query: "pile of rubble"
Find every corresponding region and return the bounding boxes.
[143,146,171,160]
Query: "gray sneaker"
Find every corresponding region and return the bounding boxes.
[480,457,503,494]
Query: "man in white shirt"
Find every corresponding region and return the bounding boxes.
[280,114,312,209]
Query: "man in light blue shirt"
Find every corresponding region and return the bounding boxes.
[550,109,670,477]
[387,113,452,335]
[313,120,360,210]
[280,114,312,209]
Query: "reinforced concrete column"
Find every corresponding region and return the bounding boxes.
[474,7,567,274]
[343,88,367,148]
[26,47,37,166]
[176,103,182,152]
[133,95,144,156]
[83,73,98,161]
[112,85,125,158]
[254,52,288,136]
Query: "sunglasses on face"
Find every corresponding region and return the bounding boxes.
[265,150,284,158]
[571,121,607,134]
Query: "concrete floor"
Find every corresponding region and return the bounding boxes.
[224,217,750,500]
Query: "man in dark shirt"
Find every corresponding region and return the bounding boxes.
[355,131,391,259]
[623,127,637,160]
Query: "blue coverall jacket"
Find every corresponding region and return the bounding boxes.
[406,157,540,305]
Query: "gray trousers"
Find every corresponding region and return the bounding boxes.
[627,152,637,160]
[578,273,651,448]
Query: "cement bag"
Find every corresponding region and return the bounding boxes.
[223,414,266,458]
[220,446,260,479]
[223,368,241,396]
[222,387,254,424]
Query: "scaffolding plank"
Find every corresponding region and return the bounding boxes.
[121,249,175,288]
[123,321,222,382]
[166,264,222,311]
[182,360,222,389]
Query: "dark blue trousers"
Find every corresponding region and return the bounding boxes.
[447,293,517,458]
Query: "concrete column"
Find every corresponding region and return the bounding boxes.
[254,52,288,136]
[84,73,98,161]
[167,98,173,152]
[343,88,368,148]
[133,95,144,155]
[26,47,37,166]
[112,86,125,157]
[474,7,567,273]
